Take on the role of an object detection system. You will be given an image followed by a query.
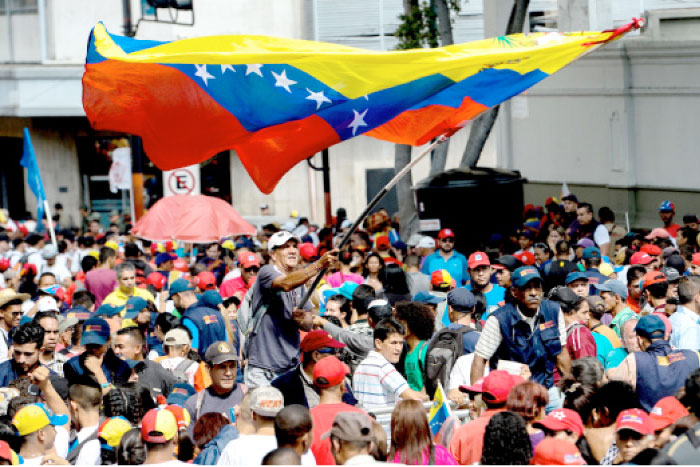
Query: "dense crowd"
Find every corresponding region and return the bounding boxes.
[0,196,699,465]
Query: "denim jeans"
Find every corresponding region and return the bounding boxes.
[244,365,281,389]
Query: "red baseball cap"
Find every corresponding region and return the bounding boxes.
[431,269,452,288]
[640,270,667,291]
[313,355,350,389]
[615,408,654,435]
[514,251,536,266]
[692,252,700,266]
[533,408,584,437]
[141,408,178,443]
[239,252,260,269]
[641,244,662,256]
[630,252,653,266]
[164,404,191,429]
[459,370,523,404]
[650,396,689,432]
[375,235,390,250]
[194,271,217,290]
[438,228,455,239]
[468,251,490,269]
[300,330,345,353]
[146,272,167,291]
[299,243,318,261]
[0,440,16,465]
[531,438,585,465]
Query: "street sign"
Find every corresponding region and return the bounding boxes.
[163,164,200,196]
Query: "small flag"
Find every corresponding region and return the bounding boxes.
[428,381,452,437]
[561,181,570,199]
[20,128,46,223]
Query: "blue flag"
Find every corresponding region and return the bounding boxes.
[428,382,452,437]
[20,128,46,223]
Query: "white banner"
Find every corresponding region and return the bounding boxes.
[109,147,132,193]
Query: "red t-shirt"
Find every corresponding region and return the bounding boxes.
[665,223,681,238]
[566,322,597,360]
[219,276,249,299]
[310,403,369,465]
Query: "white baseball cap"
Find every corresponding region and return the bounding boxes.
[417,236,436,249]
[268,231,300,252]
[37,296,59,313]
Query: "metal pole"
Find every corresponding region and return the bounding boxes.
[37,0,46,62]
[298,133,454,307]
[322,149,331,226]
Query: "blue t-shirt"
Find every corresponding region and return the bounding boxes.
[420,251,469,286]
[464,283,506,320]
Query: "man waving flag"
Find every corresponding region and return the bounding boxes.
[83,20,640,193]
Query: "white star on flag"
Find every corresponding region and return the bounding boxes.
[306,89,332,110]
[363,95,369,101]
[194,64,215,86]
[347,109,368,136]
[552,411,566,421]
[245,64,264,77]
[272,69,297,93]
[220,64,235,74]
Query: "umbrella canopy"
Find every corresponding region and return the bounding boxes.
[131,195,256,242]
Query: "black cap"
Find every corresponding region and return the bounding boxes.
[562,194,578,203]
[494,255,520,272]
[683,214,699,224]
[447,289,476,312]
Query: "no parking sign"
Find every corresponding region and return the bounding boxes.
[163,164,201,196]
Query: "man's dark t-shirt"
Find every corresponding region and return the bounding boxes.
[247,264,312,373]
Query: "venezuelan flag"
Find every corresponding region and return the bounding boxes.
[83,20,640,194]
[428,381,451,437]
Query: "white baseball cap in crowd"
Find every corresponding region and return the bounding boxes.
[267,231,300,252]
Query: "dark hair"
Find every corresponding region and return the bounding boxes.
[262,447,301,465]
[72,290,95,309]
[124,243,141,258]
[584,256,602,268]
[99,246,116,264]
[368,301,393,324]
[394,301,434,341]
[38,272,56,284]
[81,255,98,273]
[116,327,144,348]
[155,312,180,335]
[193,412,230,449]
[339,250,353,266]
[116,428,146,465]
[646,281,669,300]
[222,296,241,309]
[103,383,156,425]
[577,202,593,214]
[481,412,532,465]
[32,311,58,327]
[562,379,596,424]
[389,400,433,465]
[549,287,585,315]
[69,384,102,410]
[590,381,641,425]
[373,317,405,342]
[506,381,549,423]
[570,357,604,387]
[352,284,376,317]
[11,322,44,349]
[274,405,313,448]
[684,368,700,417]
[599,207,615,223]
[556,239,570,255]
[327,295,351,324]
[383,263,410,295]
[0,422,19,453]
[362,253,386,282]
[627,265,647,283]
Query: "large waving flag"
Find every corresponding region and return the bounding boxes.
[83,20,640,193]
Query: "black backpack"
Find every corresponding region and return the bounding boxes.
[545,259,576,292]
[423,326,476,398]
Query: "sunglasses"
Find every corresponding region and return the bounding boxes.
[441,238,455,243]
[316,348,338,354]
[244,266,260,273]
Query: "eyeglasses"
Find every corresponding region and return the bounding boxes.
[10,311,21,317]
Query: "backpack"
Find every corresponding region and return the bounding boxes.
[172,358,197,384]
[423,326,476,398]
[545,259,576,292]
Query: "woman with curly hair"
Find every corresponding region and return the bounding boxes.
[389,400,457,465]
[394,301,435,392]
[481,411,532,465]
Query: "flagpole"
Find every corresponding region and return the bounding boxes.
[43,200,57,247]
[298,129,460,308]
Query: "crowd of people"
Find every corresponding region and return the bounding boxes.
[0,196,699,465]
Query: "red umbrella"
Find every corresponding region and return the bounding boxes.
[131,195,256,242]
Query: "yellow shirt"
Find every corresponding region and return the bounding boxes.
[102,287,155,308]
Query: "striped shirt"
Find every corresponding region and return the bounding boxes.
[352,350,408,410]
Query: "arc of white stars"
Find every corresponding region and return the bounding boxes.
[271,69,297,93]
[347,109,368,136]
[305,89,332,110]
[246,64,264,77]
[194,64,215,86]
[220,64,235,74]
